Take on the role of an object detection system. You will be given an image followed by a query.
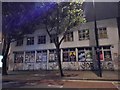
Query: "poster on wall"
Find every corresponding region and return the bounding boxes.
[49,50,57,62]
[78,50,85,62]
[96,51,104,61]
[42,53,47,62]
[104,51,112,61]
[100,51,104,61]
[63,51,69,62]
[25,51,35,63]
[36,51,47,62]
[49,53,55,62]
[14,52,24,63]
[36,52,42,62]
[63,49,76,62]
[86,50,92,61]
[69,51,76,62]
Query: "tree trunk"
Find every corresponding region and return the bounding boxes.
[56,45,64,77]
[2,40,10,75]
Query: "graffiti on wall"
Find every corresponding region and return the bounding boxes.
[78,61,114,70]
[48,62,58,70]
[79,62,93,70]
[14,63,23,70]
[62,62,77,70]
[39,63,47,70]
[101,61,114,70]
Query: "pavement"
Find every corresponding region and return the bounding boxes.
[2,70,120,89]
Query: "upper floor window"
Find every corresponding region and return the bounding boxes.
[50,34,58,43]
[16,39,23,46]
[64,32,73,42]
[78,29,89,41]
[38,35,46,44]
[27,37,34,45]
[97,27,107,39]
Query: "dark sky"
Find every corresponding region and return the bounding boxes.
[83,2,119,21]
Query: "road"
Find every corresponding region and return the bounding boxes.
[2,79,120,90]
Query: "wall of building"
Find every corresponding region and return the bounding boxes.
[8,18,119,71]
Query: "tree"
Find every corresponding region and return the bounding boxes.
[40,2,86,76]
[2,2,58,75]
[2,2,38,75]
[2,2,85,76]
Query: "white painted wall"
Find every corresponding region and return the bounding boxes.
[9,18,119,70]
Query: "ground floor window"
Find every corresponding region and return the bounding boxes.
[78,48,85,62]
[14,52,24,63]
[49,50,57,62]
[63,48,76,62]
[96,46,112,61]
[104,51,112,61]
[36,50,47,62]
[25,51,35,63]
[78,47,92,62]
[13,46,112,63]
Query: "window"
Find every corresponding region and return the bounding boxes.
[63,48,76,62]
[27,37,34,45]
[49,50,57,62]
[103,46,112,61]
[64,32,73,42]
[78,47,92,62]
[97,27,107,39]
[78,50,85,62]
[25,51,35,63]
[38,35,46,44]
[50,34,58,43]
[36,50,47,62]
[78,29,89,40]
[16,39,23,46]
[14,52,24,63]
[96,46,112,61]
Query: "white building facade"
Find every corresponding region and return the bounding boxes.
[8,18,119,71]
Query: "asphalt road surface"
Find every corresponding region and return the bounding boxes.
[2,79,120,90]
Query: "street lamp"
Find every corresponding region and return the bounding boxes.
[92,0,102,77]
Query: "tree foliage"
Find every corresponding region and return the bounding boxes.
[41,2,86,45]
[39,2,86,76]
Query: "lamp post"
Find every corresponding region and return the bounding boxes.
[93,0,102,77]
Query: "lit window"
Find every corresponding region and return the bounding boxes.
[78,47,92,62]
[27,37,34,45]
[36,50,47,62]
[25,51,35,63]
[38,35,46,44]
[98,27,107,39]
[14,52,24,63]
[96,46,112,61]
[49,50,57,62]
[78,29,89,40]
[64,32,73,42]
[63,48,76,62]
[16,39,23,46]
